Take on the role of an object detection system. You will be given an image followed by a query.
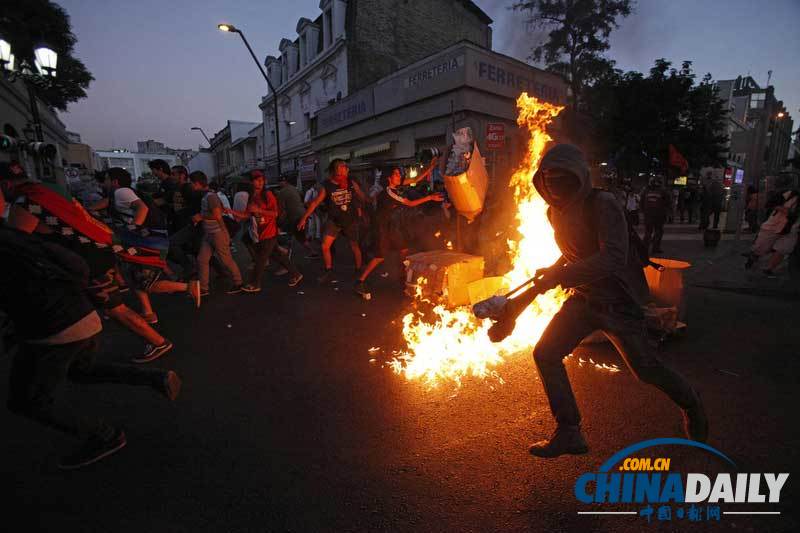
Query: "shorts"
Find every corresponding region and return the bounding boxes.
[86,269,124,311]
[324,219,359,242]
[753,228,799,256]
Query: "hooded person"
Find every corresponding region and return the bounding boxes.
[491,144,706,458]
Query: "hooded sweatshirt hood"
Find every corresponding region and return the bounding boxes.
[533,144,592,209]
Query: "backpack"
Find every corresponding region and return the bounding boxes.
[583,189,663,271]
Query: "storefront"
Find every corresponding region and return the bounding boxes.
[312,41,567,200]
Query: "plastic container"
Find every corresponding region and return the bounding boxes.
[405,251,485,307]
[645,259,691,324]
[443,143,489,221]
[467,276,509,305]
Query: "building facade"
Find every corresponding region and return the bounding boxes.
[94,149,179,185]
[187,150,215,178]
[723,76,795,189]
[257,0,492,186]
[209,120,260,181]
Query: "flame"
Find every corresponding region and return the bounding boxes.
[390,94,570,387]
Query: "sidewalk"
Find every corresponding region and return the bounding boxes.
[647,226,800,300]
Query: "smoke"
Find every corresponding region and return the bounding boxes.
[480,1,550,65]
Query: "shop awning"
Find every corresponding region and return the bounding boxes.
[354,142,391,158]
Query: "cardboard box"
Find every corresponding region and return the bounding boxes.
[405,251,485,307]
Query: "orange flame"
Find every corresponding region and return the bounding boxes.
[390,94,570,387]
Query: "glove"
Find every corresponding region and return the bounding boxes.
[473,295,509,320]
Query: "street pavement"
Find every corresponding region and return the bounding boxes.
[2,228,799,532]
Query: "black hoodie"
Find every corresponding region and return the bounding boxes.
[532,144,650,306]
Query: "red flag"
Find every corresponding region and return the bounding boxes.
[669,144,688,173]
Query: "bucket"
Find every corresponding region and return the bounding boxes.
[645,259,691,324]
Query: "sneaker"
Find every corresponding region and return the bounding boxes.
[133,340,174,364]
[317,270,335,285]
[529,425,589,458]
[241,284,262,293]
[58,429,127,470]
[226,285,244,295]
[189,280,201,309]
[274,267,289,276]
[288,273,304,287]
[156,370,182,401]
[682,394,708,443]
[141,313,158,325]
[354,280,369,296]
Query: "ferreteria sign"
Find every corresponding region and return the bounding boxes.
[404,56,465,89]
[464,47,567,105]
[317,88,374,136]
[316,43,567,137]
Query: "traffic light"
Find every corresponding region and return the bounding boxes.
[0,134,18,151]
[25,141,57,159]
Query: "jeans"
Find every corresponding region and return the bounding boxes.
[7,335,166,441]
[167,224,198,276]
[198,230,242,291]
[532,297,698,427]
[245,236,298,287]
[643,215,665,253]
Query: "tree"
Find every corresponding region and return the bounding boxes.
[584,59,729,180]
[0,0,93,111]
[513,0,633,110]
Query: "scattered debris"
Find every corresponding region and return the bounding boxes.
[368,347,381,353]
[369,358,377,363]
[718,368,740,377]
[297,291,305,295]
[380,272,389,278]
[361,313,367,317]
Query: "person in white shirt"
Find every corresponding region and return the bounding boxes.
[91,168,201,325]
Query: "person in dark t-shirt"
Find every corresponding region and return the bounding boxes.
[298,159,367,284]
[354,167,442,296]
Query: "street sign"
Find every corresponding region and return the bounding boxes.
[486,123,505,150]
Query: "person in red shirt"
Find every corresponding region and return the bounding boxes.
[228,170,302,293]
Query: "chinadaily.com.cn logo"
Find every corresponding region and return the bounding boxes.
[574,438,789,524]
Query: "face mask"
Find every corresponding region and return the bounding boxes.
[542,170,580,205]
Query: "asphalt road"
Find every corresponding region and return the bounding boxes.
[2,247,799,532]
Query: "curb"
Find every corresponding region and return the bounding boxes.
[691,282,800,301]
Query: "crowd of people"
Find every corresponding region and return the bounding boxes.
[0,155,446,468]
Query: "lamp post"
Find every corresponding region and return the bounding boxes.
[1,37,59,179]
[218,23,282,178]
[191,126,211,146]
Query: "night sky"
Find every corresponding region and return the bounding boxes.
[59,0,800,151]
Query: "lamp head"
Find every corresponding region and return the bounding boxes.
[217,24,238,33]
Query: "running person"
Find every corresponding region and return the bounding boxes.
[227,170,303,292]
[297,159,367,284]
[355,167,443,296]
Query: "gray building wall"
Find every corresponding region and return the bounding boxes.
[345,0,492,92]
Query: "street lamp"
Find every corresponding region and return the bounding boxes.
[217,22,282,177]
[0,37,57,145]
[777,112,785,119]
[286,120,296,126]
[191,126,211,146]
